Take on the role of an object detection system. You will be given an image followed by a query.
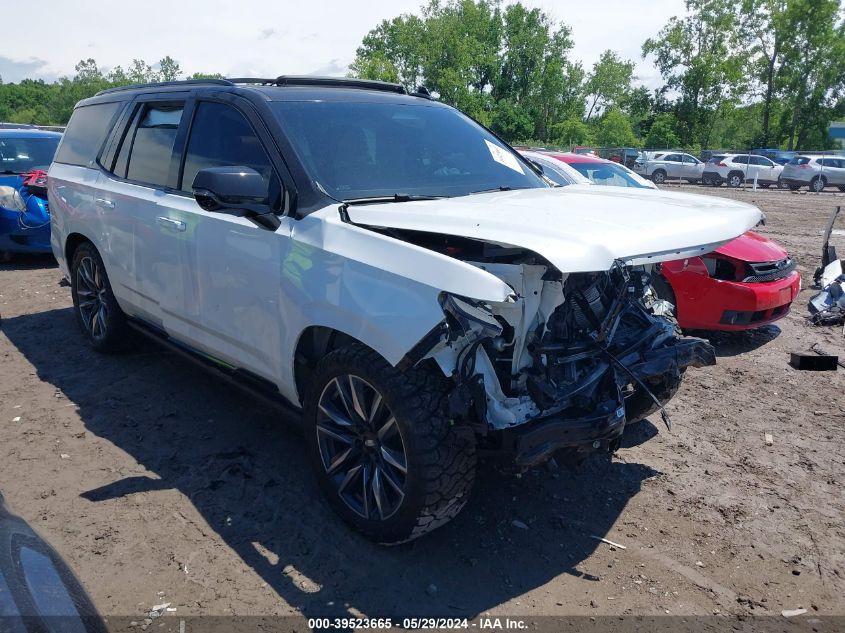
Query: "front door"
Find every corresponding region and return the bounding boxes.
[153,98,292,383]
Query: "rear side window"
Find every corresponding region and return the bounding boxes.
[180,101,280,208]
[113,104,184,188]
[789,157,811,165]
[54,102,121,167]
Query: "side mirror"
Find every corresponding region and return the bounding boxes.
[192,166,281,230]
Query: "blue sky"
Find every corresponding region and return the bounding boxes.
[1,0,685,88]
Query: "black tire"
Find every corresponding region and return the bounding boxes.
[304,343,476,544]
[702,175,714,186]
[651,169,667,184]
[726,171,744,188]
[838,186,845,192]
[777,178,790,190]
[70,241,129,352]
[687,179,699,185]
[810,176,826,192]
[788,184,801,191]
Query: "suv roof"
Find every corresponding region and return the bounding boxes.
[82,76,441,110]
[0,128,63,139]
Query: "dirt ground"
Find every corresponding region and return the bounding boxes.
[1,185,844,622]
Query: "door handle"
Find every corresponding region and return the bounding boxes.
[95,198,114,209]
[156,216,186,232]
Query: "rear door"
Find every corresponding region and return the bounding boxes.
[95,96,188,324]
[661,154,682,178]
[153,95,293,382]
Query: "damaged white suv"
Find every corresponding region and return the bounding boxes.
[49,77,761,543]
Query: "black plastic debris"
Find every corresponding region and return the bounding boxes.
[790,352,838,371]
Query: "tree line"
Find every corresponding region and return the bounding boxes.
[1,0,842,151]
[350,0,844,150]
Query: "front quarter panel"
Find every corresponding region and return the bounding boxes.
[279,206,515,401]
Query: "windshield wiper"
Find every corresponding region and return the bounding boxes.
[342,193,447,206]
[338,194,446,223]
[469,186,530,195]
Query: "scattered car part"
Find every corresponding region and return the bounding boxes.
[789,351,838,371]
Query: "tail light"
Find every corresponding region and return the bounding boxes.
[798,163,811,169]
[715,161,726,167]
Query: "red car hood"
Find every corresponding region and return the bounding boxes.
[715,231,787,262]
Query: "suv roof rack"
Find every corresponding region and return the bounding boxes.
[95,78,234,96]
[228,75,407,94]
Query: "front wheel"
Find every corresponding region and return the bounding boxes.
[70,242,129,352]
[651,169,667,184]
[304,343,476,544]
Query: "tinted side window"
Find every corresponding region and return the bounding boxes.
[180,102,279,206]
[123,104,183,187]
[663,154,680,162]
[54,102,121,167]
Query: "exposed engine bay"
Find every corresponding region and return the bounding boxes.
[403,237,717,466]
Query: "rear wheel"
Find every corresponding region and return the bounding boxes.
[810,176,826,192]
[777,178,791,190]
[727,171,744,188]
[70,242,129,352]
[651,169,667,184]
[304,343,476,544]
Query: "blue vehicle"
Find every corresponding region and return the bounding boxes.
[751,148,797,165]
[0,128,62,261]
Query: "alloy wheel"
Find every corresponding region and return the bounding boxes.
[316,375,408,521]
[75,256,109,341]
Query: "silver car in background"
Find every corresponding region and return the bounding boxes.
[633,151,705,184]
[780,155,845,192]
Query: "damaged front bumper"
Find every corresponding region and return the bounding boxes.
[503,335,715,467]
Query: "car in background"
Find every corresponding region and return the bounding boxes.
[701,154,730,185]
[632,151,704,184]
[656,231,801,331]
[701,154,784,188]
[517,149,591,186]
[0,127,62,261]
[549,151,657,188]
[780,155,845,192]
[571,145,596,155]
[751,148,797,165]
[526,151,800,332]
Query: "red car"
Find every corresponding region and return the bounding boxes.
[537,151,803,331]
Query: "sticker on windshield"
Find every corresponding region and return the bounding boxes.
[485,139,524,174]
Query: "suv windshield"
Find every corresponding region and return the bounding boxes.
[271,101,547,200]
[0,137,60,173]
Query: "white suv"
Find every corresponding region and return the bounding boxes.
[701,154,784,188]
[48,77,760,543]
[633,151,704,184]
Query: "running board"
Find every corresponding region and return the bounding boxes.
[126,319,302,420]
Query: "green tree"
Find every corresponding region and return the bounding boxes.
[643,113,680,148]
[584,50,635,120]
[776,0,844,149]
[158,56,182,82]
[552,118,594,146]
[594,107,638,147]
[643,0,746,147]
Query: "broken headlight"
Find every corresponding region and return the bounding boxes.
[441,293,503,341]
[0,186,26,212]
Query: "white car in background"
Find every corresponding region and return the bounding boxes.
[780,155,845,192]
[633,151,705,184]
[701,154,785,188]
[517,149,592,186]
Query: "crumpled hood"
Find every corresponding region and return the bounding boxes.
[714,230,788,262]
[345,186,763,273]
